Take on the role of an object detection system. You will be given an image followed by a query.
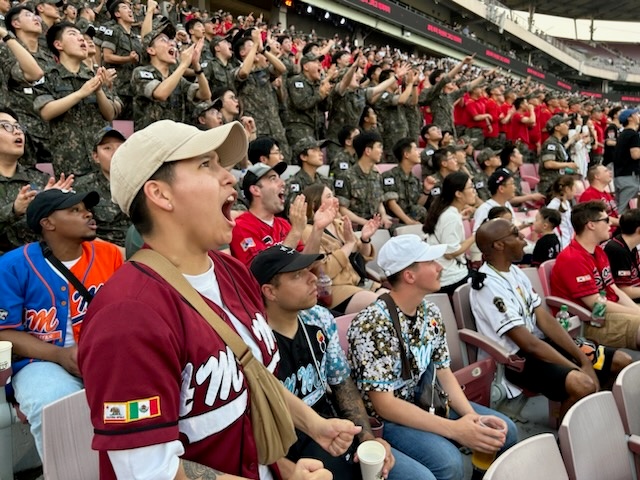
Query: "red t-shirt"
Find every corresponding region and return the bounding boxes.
[454,93,471,129]
[499,103,512,134]
[592,123,604,155]
[466,97,487,132]
[550,239,619,309]
[230,211,303,266]
[509,111,530,144]
[579,186,619,235]
[538,106,553,143]
[485,98,500,139]
[79,251,279,480]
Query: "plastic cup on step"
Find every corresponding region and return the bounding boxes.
[0,341,12,371]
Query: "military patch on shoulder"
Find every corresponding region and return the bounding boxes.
[426,149,434,156]
[103,28,113,36]
[290,183,300,192]
[98,25,106,32]
[382,92,389,99]
[547,144,556,151]
[335,179,344,188]
[383,177,395,186]
[493,297,507,313]
[339,162,349,170]
[431,187,441,196]
[475,181,484,189]
[200,61,208,68]
[139,71,154,79]
[294,81,304,88]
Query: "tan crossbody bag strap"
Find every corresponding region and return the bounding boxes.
[131,249,254,365]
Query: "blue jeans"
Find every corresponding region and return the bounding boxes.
[383,402,518,480]
[12,361,84,459]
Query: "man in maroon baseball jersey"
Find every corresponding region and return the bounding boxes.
[78,120,359,480]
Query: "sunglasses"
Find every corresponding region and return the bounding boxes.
[494,227,520,242]
[591,216,610,224]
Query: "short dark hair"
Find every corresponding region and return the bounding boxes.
[46,22,79,56]
[428,69,444,86]
[539,207,561,229]
[0,105,20,122]
[393,138,414,162]
[432,148,450,171]
[248,137,278,164]
[337,125,357,147]
[185,18,203,34]
[586,165,603,184]
[571,200,606,235]
[513,97,525,110]
[420,123,438,140]
[619,208,640,235]
[378,69,394,84]
[500,142,518,167]
[128,162,176,236]
[6,6,33,35]
[233,35,253,59]
[487,206,511,220]
[353,131,382,159]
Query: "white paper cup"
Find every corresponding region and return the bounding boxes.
[0,341,11,371]
[357,440,385,480]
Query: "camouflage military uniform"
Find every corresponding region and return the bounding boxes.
[235,66,290,162]
[382,166,427,223]
[286,73,326,146]
[473,170,490,202]
[2,41,56,168]
[0,165,50,254]
[326,87,369,162]
[33,63,120,177]
[538,135,570,195]
[334,164,390,220]
[329,148,357,178]
[284,168,333,211]
[374,91,408,161]
[131,64,199,131]
[74,172,130,246]
[0,12,6,29]
[420,145,437,179]
[403,102,421,143]
[419,76,468,135]
[101,23,143,120]
[202,56,235,92]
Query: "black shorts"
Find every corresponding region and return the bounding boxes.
[505,339,615,402]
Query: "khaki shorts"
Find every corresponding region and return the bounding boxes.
[584,312,640,349]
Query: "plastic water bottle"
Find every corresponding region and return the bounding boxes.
[556,305,570,331]
[316,268,333,307]
[591,290,606,327]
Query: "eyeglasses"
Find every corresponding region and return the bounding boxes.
[494,227,520,242]
[0,122,24,134]
[269,149,282,156]
[591,216,610,224]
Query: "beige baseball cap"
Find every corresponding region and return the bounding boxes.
[110,120,247,216]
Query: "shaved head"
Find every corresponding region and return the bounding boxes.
[476,218,515,259]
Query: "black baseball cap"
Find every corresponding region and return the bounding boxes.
[241,162,287,199]
[250,245,324,285]
[27,190,99,233]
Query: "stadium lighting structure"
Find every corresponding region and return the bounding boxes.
[306,5,313,14]
[324,12,330,19]
[340,17,346,25]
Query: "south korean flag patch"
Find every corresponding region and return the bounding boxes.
[139,70,154,79]
[335,179,344,189]
[290,183,300,192]
[383,177,395,186]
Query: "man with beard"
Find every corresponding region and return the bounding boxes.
[0,188,123,460]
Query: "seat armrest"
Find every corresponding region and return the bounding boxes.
[0,368,11,388]
[629,434,640,455]
[545,296,592,323]
[521,174,540,186]
[458,329,525,372]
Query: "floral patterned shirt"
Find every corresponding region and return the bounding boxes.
[347,298,451,417]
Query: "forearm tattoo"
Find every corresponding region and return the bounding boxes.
[182,460,223,480]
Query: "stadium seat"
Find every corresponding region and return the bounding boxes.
[613,361,640,476]
[394,224,424,237]
[317,165,330,178]
[411,163,421,179]
[425,293,498,407]
[334,313,357,355]
[520,164,538,181]
[559,391,636,480]
[42,389,98,480]
[280,165,300,181]
[521,174,540,190]
[112,120,134,138]
[375,163,395,174]
[363,229,391,282]
[483,433,569,480]
[538,259,555,296]
[35,163,54,177]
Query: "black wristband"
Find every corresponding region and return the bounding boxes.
[361,237,371,244]
[193,69,203,75]
[2,33,14,43]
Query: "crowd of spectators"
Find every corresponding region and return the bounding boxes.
[2,0,640,478]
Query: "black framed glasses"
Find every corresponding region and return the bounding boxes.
[591,216,610,224]
[0,122,24,134]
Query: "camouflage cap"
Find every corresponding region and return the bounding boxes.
[292,137,329,160]
[210,35,230,47]
[193,101,218,119]
[93,126,126,150]
[300,52,325,66]
[477,148,500,164]
[546,114,570,133]
[143,18,176,48]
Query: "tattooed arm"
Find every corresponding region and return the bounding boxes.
[331,377,374,442]
[177,461,244,480]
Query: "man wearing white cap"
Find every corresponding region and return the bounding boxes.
[78,120,359,480]
[348,235,517,480]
